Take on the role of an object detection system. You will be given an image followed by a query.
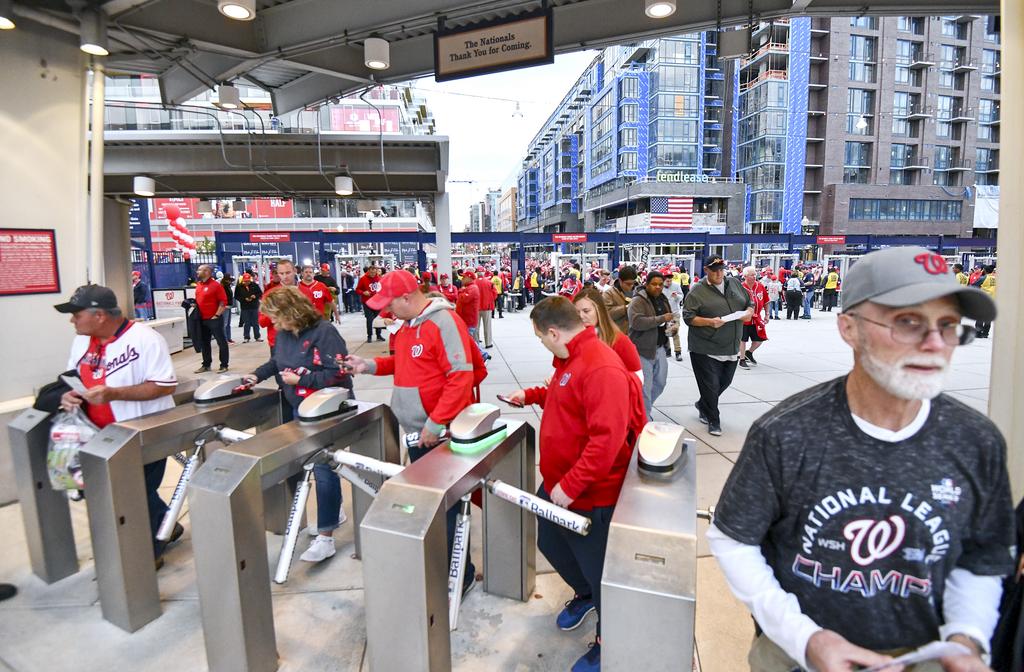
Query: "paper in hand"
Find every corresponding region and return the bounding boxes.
[60,374,87,394]
[720,310,748,323]
[386,319,404,335]
[861,641,972,672]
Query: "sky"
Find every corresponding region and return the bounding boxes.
[408,50,599,231]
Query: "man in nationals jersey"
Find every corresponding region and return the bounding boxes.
[55,285,180,564]
[298,264,334,319]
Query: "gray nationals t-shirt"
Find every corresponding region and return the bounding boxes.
[714,376,1015,651]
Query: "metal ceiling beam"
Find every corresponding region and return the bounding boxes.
[158,52,248,105]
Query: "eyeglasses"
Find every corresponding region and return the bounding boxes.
[847,313,975,347]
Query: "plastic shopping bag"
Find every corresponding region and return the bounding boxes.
[47,408,99,491]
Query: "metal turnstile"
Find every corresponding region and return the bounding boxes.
[75,383,282,632]
[360,419,536,672]
[6,379,200,585]
[188,400,401,672]
[601,429,698,670]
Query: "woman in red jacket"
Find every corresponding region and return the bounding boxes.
[455,271,490,361]
[573,287,642,380]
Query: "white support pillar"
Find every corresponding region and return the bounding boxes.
[434,192,453,279]
[991,1,1024,501]
[87,61,105,285]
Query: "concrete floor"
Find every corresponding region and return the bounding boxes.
[0,306,995,672]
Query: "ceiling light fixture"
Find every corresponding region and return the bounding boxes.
[218,0,256,21]
[217,84,240,109]
[133,176,156,197]
[645,0,676,19]
[0,0,15,30]
[335,176,354,196]
[79,8,109,56]
[364,37,390,70]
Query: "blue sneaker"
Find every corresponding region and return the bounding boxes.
[556,595,595,631]
[571,641,600,672]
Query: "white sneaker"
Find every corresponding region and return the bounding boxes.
[305,509,347,537]
[300,535,336,563]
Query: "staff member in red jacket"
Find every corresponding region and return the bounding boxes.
[194,264,229,373]
[356,265,385,343]
[343,270,479,596]
[505,297,646,672]
[298,264,334,320]
[474,270,497,348]
[438,273,459,304]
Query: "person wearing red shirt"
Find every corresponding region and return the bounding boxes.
[572,287,642,377]
[343,270,480,596]
[474,272,497,348]
[438,273,459,304]
[739,265,769,369]
[559,275,582,300]
[194,264,229,373]
[258,259,297,352]
[356,266,385,343]
[505,297,645,672]
[298,264,334,318]
[455,271,490,361]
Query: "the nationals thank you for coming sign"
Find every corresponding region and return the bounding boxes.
[434,8,553,82]
[0,228,60,296]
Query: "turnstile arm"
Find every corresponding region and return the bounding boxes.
[487,480,591,536]
[447,495,472,631]
[338,465,380,497]
[157,443,203,541]
[330,448,405,478]
[273,468,313,585]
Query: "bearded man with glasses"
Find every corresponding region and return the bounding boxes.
[707,246,1014,672]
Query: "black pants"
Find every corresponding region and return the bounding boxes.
[517,293,525,310]
[533,287,544,304]
[689,352,738,427]
[240,308,260,340]
[785,290,802,319]
[362,303,382,340]
[495,295,503,317]
[823,288,838,311]
[537,486,614,636]
[199,317,229,368]
[408,443,475,586]
[144,459,170,556]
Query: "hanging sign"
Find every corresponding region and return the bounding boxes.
[817,235,847,245]
[434,8,554,82]
[552,233,588,243]
[249,232,291,243]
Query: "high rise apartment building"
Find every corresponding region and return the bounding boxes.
[730,14,1000,237]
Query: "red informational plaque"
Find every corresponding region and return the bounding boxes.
[0,228,61,296]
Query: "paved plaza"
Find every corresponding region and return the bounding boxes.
[0,307,995,672]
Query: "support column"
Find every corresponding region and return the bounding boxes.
[103,198,132,313]
[992,1,1024,501]
[434,193,453,279]
[88,61,105,285]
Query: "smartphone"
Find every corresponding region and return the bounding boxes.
[496,394,524,408]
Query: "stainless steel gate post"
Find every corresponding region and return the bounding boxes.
[361,419,534,672]
[189,401,400,672]
[601,441,698,670]
[78,388,281,632]
[8,408,79,583]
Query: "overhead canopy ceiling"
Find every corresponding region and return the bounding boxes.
[14,0,999,115]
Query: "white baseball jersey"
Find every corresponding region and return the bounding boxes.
[67,321,177,426]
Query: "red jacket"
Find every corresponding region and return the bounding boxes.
[369,298,475,433]
[257,283,288,347]
[357,273,382,306]
[523,327,646,510]
[439,283,459,305]
[475,277,497,310]
[195,277,227,319]
[455,283,480,328]
[611,331,642,373]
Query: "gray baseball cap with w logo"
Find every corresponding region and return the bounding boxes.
[840,246,995,321]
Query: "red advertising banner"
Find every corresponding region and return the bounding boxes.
[152,197,200,220]
[249,232,291,242]
[248,198,295,218]
[816,235,847,245]
[330,105,402,133]
[552,233,588,243]
[0,228,60,296]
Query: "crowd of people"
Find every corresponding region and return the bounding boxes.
[41,245,1017,672]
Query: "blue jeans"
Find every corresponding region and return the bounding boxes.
[802,291,813,317]
[467,327,487,356]
[408,442,476,588]
[640,348,668,420]
[313,464,343,532]
[222,310,233,340]
[768,299,780,319]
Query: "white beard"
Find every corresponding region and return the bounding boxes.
[860,346,950,400]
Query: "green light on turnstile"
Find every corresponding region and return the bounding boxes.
[449,427,508,455]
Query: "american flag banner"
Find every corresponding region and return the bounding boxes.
[650,196,694,229]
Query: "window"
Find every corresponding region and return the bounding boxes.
[657,39,700,65]
[849,62,876,83]
[619,77,639,99]
[890,144,913,168]
[938,70,955,88]
[650,119,698,143]
[849,36,876,63]
[978,99,997,124]
[592,90,613,119]
[935,95,954,120]
[650,143,698,168]
[975,147,995,172]
[844,141,872,167]
[981,49,999,73]
[618,152,637,172]
[933,146,952,170]
[847,88,874,115]
[844,168,870,184]
[981,75,998,93]
[619,127,637,147]
[978,123,995,142]
[897,16,911,31]
[850,17,877,29]
[892,117,910,136]
[984,20,1000,43]
[941,19,957,37]
[890,169,914,185]
[651,64,699,93]
[621,103,638,123]
[849,198,961,221]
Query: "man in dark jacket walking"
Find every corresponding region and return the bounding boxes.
[681,255,752,436]
[234,272,263,342]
